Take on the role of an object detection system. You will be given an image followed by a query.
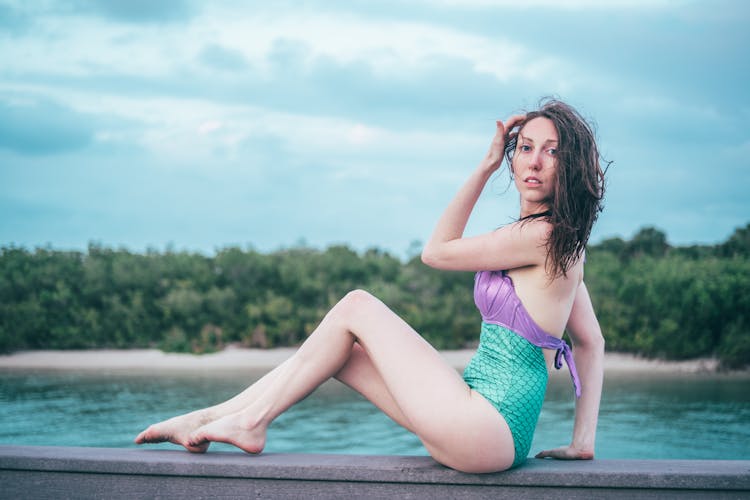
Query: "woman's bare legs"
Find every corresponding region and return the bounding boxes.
[333,343,413,431]
[134,357,295,451]
[187,290,516,472]
[134,343,417,454]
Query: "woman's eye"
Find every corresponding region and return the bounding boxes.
[520,144,531,152]
[547,148,557,156]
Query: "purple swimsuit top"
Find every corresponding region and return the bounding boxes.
[474,270,581,398]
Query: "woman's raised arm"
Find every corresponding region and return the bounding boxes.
[421,115,548,272]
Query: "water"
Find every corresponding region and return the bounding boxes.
[1,369,748,460]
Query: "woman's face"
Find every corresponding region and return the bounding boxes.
[512,116,559,211]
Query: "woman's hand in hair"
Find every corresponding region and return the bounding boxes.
[481,114,525,174]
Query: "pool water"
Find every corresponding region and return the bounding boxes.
[1,369,748,460]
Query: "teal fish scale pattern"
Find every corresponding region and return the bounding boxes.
[462,322,548,467]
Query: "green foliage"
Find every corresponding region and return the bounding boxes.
[586,223,750,368]
[0,223,748,369]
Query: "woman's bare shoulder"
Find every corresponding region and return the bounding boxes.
[500,217,552,244]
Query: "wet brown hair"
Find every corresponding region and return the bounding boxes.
[504,98,607,277]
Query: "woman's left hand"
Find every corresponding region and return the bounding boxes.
[481,114,526,173]
[535,445,594,460]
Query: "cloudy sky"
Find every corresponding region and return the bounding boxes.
[1,0,748,258]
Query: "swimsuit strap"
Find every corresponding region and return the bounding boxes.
[551,338,582,398]
[518,210,552,222]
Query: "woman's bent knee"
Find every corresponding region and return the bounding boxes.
[342,289,376,305]
[337,289,380,316]
[324,289,379,329]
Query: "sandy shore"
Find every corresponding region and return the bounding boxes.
[0,347,740,374]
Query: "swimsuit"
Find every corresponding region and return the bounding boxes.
[462,270,581,467]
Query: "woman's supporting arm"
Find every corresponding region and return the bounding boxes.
[537,280,604,459]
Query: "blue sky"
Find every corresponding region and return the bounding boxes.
[1,0,748,258]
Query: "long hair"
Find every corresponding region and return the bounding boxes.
[504,98,608,277]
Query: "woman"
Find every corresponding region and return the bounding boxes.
[135,99,606,472]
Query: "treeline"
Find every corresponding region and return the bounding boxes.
[1,224,748,368]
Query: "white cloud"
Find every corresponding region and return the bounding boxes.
[2,4,562,86]
[1,0,746,254]
[197,120,223,135]
[198,8,561,84]
[347,124,378,146]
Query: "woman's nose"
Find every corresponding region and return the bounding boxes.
[529,152,542,170]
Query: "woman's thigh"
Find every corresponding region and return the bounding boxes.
[332,290,515,472]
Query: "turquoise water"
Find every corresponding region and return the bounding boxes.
[1,369,748,460]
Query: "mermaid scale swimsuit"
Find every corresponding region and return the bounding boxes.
[463,270,581,467]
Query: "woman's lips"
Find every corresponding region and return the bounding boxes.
[524,176,542,185]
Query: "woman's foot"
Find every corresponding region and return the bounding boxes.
[188,411,267,454]
[134,409,215,453]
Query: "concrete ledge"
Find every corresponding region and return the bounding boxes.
[2,445,749,499]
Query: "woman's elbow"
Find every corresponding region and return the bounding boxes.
[421,248,456,270]
[574,327,605,353]
[588,329,605,353]
[421,246,440,268]
[596,331,605,352]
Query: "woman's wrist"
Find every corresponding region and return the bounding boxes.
[475,160,499,178]
[570,438,595,455]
